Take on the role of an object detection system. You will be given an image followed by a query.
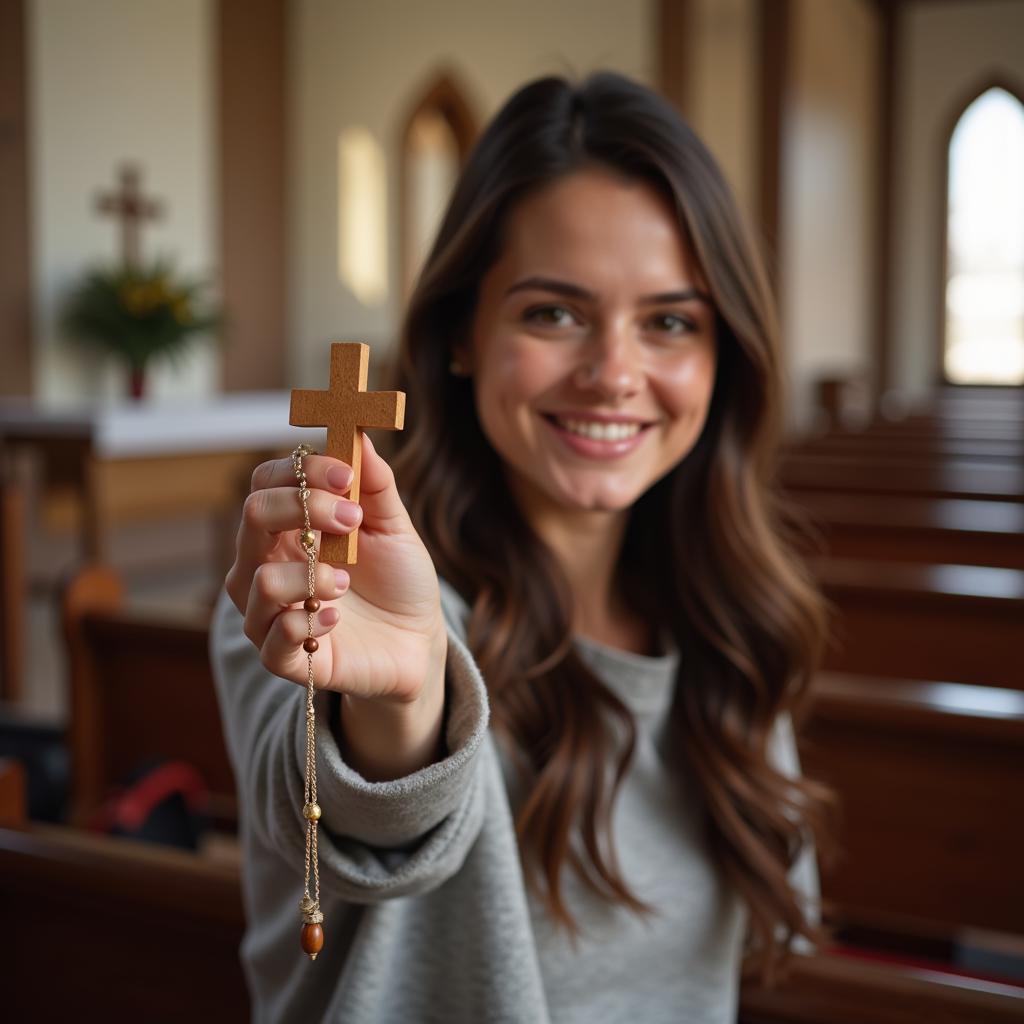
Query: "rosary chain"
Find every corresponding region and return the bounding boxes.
[293,443,324,960]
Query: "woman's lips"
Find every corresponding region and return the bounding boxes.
[542,413,653,459]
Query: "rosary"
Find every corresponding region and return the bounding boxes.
[289,343,406,960]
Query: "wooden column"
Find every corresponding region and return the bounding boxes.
[657,0,690,115]
[756,0,791,280]
[217,0,287,391]
[0,0,32,396]
[873,0,899,404]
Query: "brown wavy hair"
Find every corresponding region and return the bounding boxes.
[390,71,834,981]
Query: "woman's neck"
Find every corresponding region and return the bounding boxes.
[520,497,653,655]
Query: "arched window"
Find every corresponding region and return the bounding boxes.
[942,84,1024,385]
[399,71,478,299]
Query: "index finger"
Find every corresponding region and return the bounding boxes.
[251,453,354,495]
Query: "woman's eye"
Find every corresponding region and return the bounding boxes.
[649,313,696,335]
[524,304,578,327]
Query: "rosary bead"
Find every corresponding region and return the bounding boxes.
[303,637,319,654]
[303,802,322,821]
[301,922,324,960]
[304,597,321,613]
[300,528,316,549]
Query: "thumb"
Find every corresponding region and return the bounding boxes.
[356,431,410,530]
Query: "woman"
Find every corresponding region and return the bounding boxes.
[213,70,832,1023]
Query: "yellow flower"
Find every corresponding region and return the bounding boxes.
[171,297,191,324]
[121,284,149,314]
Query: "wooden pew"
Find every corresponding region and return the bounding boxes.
[61,564,237,828]
[781,455,1024,503]
[0,470,26,701]
[792,433,1024,464]
[0,757,27,823]
[3,817,1018,1024]
[739,951,1024,1023]
[796,494,1024,570]
[815,559,1024,689]
[801,673,1024,938]
[0,820,247,1021]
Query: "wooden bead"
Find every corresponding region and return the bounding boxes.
[304,597,321,613]
[301,922,324,959]
[303,637,319,654]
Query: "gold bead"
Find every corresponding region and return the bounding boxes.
[303,802,322,821]
[300,529,316,549]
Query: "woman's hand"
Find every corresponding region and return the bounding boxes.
[225,433,446,708]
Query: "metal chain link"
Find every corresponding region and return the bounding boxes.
[292,444,323,942]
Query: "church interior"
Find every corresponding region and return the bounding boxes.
[1,0,1023,1019]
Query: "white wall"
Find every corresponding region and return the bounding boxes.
[28,0,217,405]
[891,0,1024,399]
[289,0,655,386]
[781,0,879,428]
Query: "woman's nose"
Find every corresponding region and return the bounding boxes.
[572,329,643,398]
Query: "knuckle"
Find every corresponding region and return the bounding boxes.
[258,642,276,672]
[251,562,277,601]
[250,460,274,493]
[280,611,304,645]
[316,563,339,593]
[242,488,268,529]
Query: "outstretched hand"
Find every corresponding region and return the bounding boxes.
[225,433,446,705]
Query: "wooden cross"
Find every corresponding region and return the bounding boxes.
[96,164,163,269]
[290,343,405,565]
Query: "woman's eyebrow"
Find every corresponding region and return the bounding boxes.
[505,276,711,305]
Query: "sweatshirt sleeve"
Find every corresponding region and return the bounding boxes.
[209,583,490,901]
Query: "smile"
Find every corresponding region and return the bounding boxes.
[541,413,654,460]
[554,417,644,441]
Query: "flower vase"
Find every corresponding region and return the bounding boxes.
[128,366,147,400]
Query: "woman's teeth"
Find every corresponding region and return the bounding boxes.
[555,417,643,441]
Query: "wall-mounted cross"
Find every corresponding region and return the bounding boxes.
[290,342,405,564]
[96,164,163,269]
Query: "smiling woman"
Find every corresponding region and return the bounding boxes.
[212,70,832,1024]
[463,169,718,524]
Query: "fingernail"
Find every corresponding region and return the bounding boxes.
[334,500,361,527]
[318,607,339,628]
[327,465,353,491]
[333,569,348,592]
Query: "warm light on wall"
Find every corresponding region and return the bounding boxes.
[337,127,388,306]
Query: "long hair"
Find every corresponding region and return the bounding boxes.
[390,71,834,981]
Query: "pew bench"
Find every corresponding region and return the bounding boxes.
[802,673,1024,938]
[795,494,1024,570]
[1,814,1020,1024]
[781,454,1024,502]
[61,565,236,829]
[814,559,1024,689]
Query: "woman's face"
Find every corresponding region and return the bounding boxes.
[465,167,718,520]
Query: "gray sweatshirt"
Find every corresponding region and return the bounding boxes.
[210,581,818,1024]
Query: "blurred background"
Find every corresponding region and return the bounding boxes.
[1,1,1023,1020]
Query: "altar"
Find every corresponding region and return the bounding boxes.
[0,393,325,700]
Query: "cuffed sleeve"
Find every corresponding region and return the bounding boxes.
[209,586,491,902]
[297,622,489,847]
